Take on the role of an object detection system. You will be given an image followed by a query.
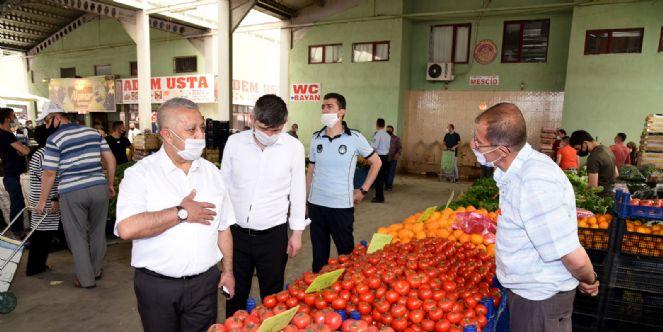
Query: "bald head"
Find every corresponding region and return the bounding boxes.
[157,98,199,130]
[475,103,527,150]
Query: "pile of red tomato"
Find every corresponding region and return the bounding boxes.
[210,237,500,332]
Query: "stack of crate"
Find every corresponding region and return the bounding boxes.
[639,114,663,167]
[539,128,557,158]
[132,133,161,161]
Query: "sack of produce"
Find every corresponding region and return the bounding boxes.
[452,212,496,243]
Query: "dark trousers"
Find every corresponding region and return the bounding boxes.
[225,224,288,317]
[26,230,56,276]
[386,159,397,189]
[309,203,354,273]
[374,155,391,200]
[3,176,25,234]
[134,266,220,332]
[507,289,575,332]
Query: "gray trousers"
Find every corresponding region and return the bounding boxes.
[507,289,575,332]
[60,184,109,287]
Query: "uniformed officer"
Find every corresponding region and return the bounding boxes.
[306,92,382,273]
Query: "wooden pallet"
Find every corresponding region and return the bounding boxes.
[639,151,663,168]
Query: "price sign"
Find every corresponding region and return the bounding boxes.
[257,306,299,332]
[305,269,345,293]
[367,233,393,254]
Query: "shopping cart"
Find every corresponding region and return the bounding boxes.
[0,207,47,314]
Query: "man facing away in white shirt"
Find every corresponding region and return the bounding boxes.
[220,94,307,317]
[115,98,236,332]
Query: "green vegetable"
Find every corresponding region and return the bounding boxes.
[445,178,499,212]
[618,165,645,182]
[108,161,136,219]
[565,171,613,214]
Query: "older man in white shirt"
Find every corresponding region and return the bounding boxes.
[115,98,235,332]
[220,94,306,317]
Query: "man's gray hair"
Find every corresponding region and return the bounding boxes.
[157,97,199,129]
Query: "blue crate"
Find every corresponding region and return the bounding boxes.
[614,190,663,220]
[482,278,508,332]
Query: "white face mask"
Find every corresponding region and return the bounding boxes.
[472,147,502,168]
[321,113,339,127]
[168,130,205,161]
[254,129,280,146]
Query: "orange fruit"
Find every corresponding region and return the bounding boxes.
[398,229,415,239]
[437,229,450,239]
[486,244,495,257]
[470,234,484,245]
[459,233,470,244]
[588,217,598,225]
[416,231,426,240]
[466,206,476,212]
[447,235,457,242]
[412,223,425,232]
[475,244,487,251]
[425,221,440,231]
[377,227,388,234]
[455,207,466,213]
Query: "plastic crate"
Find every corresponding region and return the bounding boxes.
[614,255,663,295]
[604,288,663,329]
[621,230,663,258]
[578,227,611,251]
[572,312,600,332]
[614,190,663,220]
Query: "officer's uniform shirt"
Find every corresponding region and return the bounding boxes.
[308,125,374,209]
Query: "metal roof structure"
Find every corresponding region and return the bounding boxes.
[0,0,326,54]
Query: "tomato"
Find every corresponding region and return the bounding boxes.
[382,313,394,325]
[432,290,446,302]
[407,298,423,310]
[283,324,298,332]
[363,266,378,278]
[244,315,260,325]
[224,317,243,330]
[275,290,290,303]
[390,304,407,318]
[391,317,408,331]
[342,319,370,332]
[475,304,488,317]
[463,297,478,309]
[312,311,327,325]
[315,298,329,310]
[286,297,299,308]
[408,309,425,324]
[380,326,396,332]
[418,288,433,301]
[421,319,436,332]
[328,258,339,265]
[325,311,343,330]
[263,295,277,308]
[357,301,372,315]
[323,290,338,303]
[339,290,352,301]
[451,302,464,314]
[332,297,348,310]
[446,312,462,324]
[434,320,450,332]
[407,274,424,289]
[362,315,374,325]
[208,323,227,332]
[376,287,388,299]
[375,300,391,314]
[342,280,355,290]
[442,281,456,292]
[298,304,311,314]
[386,290,400,304]
[293,312,312,329]
[356,283,370,295]
[422,299,437,313]
[427,307,444,321]
[332,282,343,292]
[463,309,475,319]
[244,322,259,332]
[234,310,249,320]
[393,280,411,296]
[338,255,349,263]
[359,291,375,303]
[273,304,288,314]
[368,277,382,289]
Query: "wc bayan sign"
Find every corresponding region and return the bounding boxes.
[290,83,320,102]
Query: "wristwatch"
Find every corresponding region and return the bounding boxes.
[592,271,599,284]
[176,206,188,223]
[359,188,369,195]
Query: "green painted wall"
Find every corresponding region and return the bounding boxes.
[408,11,572,91]
[28,17,204,98]
[561,1,663,145]
[288,8,405,147]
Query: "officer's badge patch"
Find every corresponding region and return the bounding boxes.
[339,145,347,155]
[317,144,323,153]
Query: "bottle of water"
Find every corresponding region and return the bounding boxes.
[246,298,256,313]
[349,310,361,321]
[336,310,347,321]
[463,325,477,332]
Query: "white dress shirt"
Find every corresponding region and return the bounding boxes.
[372,129,391,155]
[115,148,236,278]
[220,130,307,231]
[127,128,140,144]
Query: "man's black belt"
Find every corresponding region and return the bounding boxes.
[231,223,287,236]
[136,266,213,280]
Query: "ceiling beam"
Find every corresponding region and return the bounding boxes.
[15,5,74,22]
[1,13,61,29]
[146,0,219,14]
[255,0,295,19]
[231,0,255,31]
[28,13,96,55]
[0,21,47,38]
[0,32,39,45]
[0,42,28,51]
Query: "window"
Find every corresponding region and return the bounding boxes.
[430,24,471,63]
[308,44,342,64]
[502,19,550,63]
[352,41,390,62]
[584,28,644,55]
[130,61,138,76]
[174,56,197,73]
[94,64,112,76]
[60,67,76,78]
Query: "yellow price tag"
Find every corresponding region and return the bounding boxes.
[257,306,299,332]
[305,269,345,293]
[367,233,393,254]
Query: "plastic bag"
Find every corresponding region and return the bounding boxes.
[452,212,496,243]
[576,208,595,219]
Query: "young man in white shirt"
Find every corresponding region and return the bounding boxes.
[115,98,235,332]
[371,118,391,202]
[220,94,306,317]
[127,121,140,144]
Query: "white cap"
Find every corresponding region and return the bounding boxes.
[37,101,64,122]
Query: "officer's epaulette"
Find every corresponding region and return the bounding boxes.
[312,126,326,137]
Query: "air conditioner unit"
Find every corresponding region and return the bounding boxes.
[426,62,454,81]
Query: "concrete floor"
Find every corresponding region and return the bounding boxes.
[0,175,467,331]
